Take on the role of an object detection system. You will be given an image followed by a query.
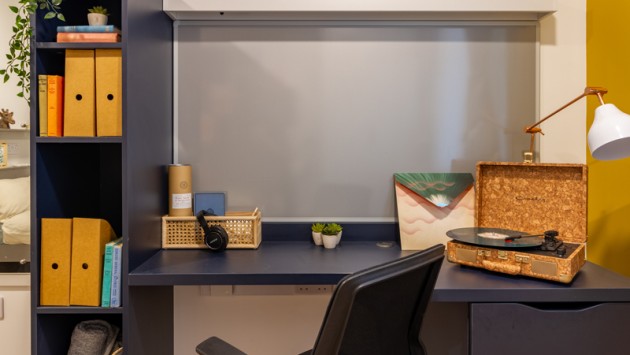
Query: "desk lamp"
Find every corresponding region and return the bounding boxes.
[524,87,630,162]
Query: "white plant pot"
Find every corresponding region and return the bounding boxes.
[88,13,108,26]
[311,231,323,246]
[322,234,338,249]
[336,231,342,245]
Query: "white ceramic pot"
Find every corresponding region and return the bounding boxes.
[322,234,337,249]
[336,231,342,245]
[88,13,108,26]
[312,231,323,246]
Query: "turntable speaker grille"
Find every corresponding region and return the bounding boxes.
[455,248,477,263]
[531,260,558,277]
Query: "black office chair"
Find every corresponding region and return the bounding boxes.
[196,244,445,355]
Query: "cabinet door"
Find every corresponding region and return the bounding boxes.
[471,302,630,355]
[0,276,30,354]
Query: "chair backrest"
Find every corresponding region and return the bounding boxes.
[310,244,444,355]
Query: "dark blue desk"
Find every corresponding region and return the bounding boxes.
[129,241,410,285]
[129,241,630,355]
[130,241,630,299]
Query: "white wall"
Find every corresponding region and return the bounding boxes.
[175,286,330,354]
[174,1,587,354]
[0,0,31,128]
[539,0,586,163]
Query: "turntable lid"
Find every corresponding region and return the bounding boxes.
[475,162,587,244]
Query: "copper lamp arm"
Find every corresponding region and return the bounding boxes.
[524,87,608,133]
[523,87,608,162]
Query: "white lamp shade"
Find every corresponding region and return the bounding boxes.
[588,103,630,160]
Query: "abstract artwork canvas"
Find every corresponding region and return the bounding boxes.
[394,173,474,250]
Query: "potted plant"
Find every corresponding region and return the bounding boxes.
[311,223,325,246]
[88,6,109,26]
[321,223,342,249]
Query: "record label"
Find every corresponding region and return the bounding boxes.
[446,227,543,248]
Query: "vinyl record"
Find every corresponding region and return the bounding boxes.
[446,227,543,248]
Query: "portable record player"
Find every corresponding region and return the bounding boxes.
[446,162,588,283]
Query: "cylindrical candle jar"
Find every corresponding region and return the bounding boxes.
[168,164,193,216]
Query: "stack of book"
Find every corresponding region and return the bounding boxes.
[101,237,124,307]
[57,25,121,43]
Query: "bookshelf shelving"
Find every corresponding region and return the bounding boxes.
[30,0,173,353]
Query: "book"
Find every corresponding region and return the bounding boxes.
[46,75,64,137]
[38,75,48,137]
[101,237,122,307]
[57,25,121,33]
[110,242,123,307]
[0,143,6,167]
[57,32,121,43]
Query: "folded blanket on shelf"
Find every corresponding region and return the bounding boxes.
[67,319,119,355]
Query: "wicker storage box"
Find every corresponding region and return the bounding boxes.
[162,209,261,249]
[447,162,587,283]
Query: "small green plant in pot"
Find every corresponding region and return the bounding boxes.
[321,223,343,249]
[88,6,109,26]
[311,223,325,246]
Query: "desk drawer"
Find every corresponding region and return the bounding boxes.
[471,302,630,355]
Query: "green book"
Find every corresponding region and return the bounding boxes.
[101,237,122,307]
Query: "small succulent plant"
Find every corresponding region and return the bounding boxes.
[88,6,109,15]
[321,223,342,236]
[311,223,325,233]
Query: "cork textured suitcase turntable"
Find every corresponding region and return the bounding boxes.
[446,162,588,283]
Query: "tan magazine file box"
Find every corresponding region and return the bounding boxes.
[69,218,117,306]
[447,162,587,283]
[64,49,96,136]
[40,218,73,306]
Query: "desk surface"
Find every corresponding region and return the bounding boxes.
[130,241,630,303]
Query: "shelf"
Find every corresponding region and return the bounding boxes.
[36,42,122,50]
[0,164,30,170]
[0,128,30,133]
[0,244,30,264]
[36,137,122,144]
[36,306,124,315]
[30,0,174,353]
[164,0,557,21]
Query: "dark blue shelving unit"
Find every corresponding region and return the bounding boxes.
[30,0,173,353]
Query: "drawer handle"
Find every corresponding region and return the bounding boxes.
[481,260,521,275]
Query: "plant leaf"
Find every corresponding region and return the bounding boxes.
[44,11,55,19]
[3,74,9,83]
[57,13,65,21]
[9,6,18,13]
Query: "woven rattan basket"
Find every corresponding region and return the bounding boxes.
[162,209,261,249]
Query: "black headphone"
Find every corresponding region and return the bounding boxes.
[196,210,229,252]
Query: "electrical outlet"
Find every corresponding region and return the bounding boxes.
[294,285,333,295]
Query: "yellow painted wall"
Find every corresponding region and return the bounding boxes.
[586,0,630,276]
